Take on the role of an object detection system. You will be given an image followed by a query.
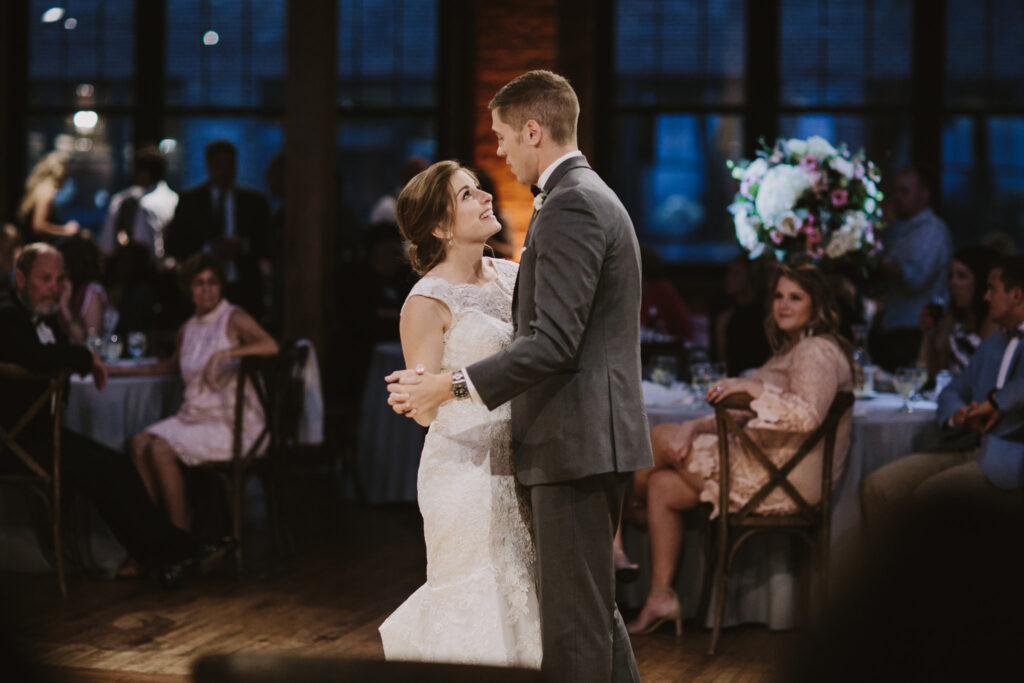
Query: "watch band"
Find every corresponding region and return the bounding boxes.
[452,369,470,400]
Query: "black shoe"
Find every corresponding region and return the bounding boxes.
[158,537,237,589]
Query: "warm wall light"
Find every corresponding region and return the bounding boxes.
[202,30,220,45]
[73,110,99,132]
[158,138,178,154]
[41,7,65,23]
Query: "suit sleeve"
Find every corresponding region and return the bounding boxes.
[0,313,93,376]
[467,195,606,410]
[937,355,975,429]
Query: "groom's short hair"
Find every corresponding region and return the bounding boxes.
[489,70,579,146]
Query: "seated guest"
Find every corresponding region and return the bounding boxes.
[918,245,999,378]
[641,245,693,341]
[0,244,231,583]
[57,234,116,343]
[712,255,772,376]
[861,254,1024,529]
[626,264,855,634]
[125,253,278,532]
[105,241,159,338]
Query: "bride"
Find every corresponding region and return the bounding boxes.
[378,160,542,668]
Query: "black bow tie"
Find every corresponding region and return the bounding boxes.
[530,185,543,197]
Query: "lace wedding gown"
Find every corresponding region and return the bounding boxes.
[379,257,542,669]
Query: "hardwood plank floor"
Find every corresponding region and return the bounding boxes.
[4,474,802,682]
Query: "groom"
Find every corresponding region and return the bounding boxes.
[387,70,652,681]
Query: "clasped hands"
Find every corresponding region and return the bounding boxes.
[386,366,452,418]
[951,400,1000,434]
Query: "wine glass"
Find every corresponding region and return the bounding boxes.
[690,362,712,396]
[650,356,678,388]
[127,331,147,358]
[894,367,920,413]
[102,333,123,363]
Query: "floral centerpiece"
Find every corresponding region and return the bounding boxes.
[727,136,884,268]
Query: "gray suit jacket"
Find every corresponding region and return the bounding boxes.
[468,156,654,485]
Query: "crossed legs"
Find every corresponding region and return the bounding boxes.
[130,432,189,531]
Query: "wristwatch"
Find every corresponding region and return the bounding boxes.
[452,370,470,400]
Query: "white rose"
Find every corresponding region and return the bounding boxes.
[862,178,878,197]
[742,158,769,184]
[842,211,868,239]
[732,206,762,254]
[755,165,811,224]
[786,139,808,157]
[825,229,860,259]
[776,210,802,237]
[829,156,855,179]
[806,136,837,158]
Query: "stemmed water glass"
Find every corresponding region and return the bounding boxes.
[894,366,928,413]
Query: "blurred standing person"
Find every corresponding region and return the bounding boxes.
[17,152,79,243]
[871,165,953,372]
[164,140,270,317]
[264,152,285,334]
[100,145,178,258]
[0,223,21,296]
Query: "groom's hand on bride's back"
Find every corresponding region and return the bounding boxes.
[386,366,452,417]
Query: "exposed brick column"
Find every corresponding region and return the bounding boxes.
[472,1,559,255]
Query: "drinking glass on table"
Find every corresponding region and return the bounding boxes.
[127,331,147,358]
[690,361,712,395]
[650,355,678,388]
[894,366,927,413]
[102,333,123,363]
[708,362,727,386]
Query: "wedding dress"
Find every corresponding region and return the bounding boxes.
[379,257,542,669]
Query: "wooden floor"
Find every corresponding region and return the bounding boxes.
[5,470,801,682]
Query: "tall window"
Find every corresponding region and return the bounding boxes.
[942,0,1024,241]
[336,0,439,228]
[778,0,913,180]
[611,0,745,263]
[163,0,286,192]
[26,0,135,229]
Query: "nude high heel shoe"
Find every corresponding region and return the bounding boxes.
[626,587,682,636]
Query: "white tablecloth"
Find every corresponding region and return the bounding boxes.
[344,341,426,503]
[621,386,940,628]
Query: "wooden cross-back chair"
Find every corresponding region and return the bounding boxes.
[704,389,855,655]
[193,342,309,574]
[0,363,72,597]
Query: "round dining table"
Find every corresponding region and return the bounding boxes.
[619,383,943,629]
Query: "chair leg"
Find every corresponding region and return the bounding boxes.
[696,519,715,624]
[262,471,292,559]
[232,476,244,576]
[52,495,67,598]
[707,535,730,655]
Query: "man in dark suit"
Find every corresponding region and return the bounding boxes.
[388,71,651,682]
[0,243,232,584]
[165,140,270,317]
[862,254,1024,526]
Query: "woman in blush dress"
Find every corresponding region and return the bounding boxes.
[626,264,855,635]
[377,161,541,669]
[121,253,278,534]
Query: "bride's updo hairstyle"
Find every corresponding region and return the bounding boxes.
[396,160,478,276]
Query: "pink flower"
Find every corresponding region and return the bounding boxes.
[799,156,819,172]
[769,229,784,244]
[800,222,822,246]
[830,188,849,207]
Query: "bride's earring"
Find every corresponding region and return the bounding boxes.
[447,236,453,247]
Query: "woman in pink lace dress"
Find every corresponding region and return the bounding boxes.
[124,253,278,533]
[626,264,855,635]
